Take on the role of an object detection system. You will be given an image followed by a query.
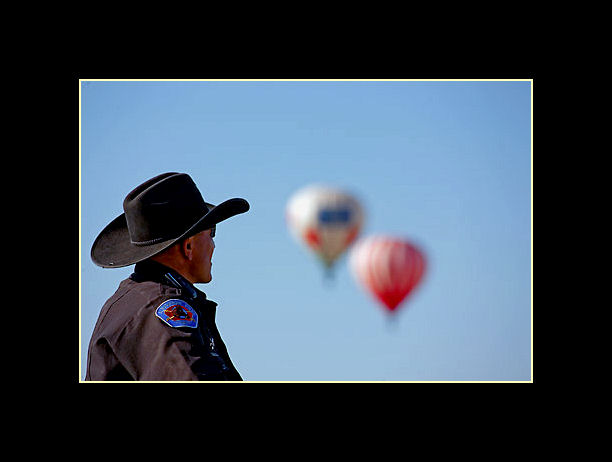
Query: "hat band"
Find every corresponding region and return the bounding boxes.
[131,236,170,246]
[129,213,205,247]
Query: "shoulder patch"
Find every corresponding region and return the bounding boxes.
[155,299,198,329]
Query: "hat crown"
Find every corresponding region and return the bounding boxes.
[123,172,209,245]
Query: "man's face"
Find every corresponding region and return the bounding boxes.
[189,227,216,283]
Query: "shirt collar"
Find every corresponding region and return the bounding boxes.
[131,259,211,304]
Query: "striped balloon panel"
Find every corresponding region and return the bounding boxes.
[350,236,426,311]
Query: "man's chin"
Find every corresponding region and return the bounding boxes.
[199,275,212,284]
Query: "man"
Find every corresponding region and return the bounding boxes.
[85,172,249,381]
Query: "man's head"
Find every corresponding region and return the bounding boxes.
[91,172,248,269]
[150,226,216,284]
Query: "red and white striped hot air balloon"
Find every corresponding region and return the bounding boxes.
[350,236,426,313]
[286,185,364,274]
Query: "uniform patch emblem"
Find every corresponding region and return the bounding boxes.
[155,299,198,329]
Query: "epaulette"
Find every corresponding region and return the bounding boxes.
[163,271,198,300]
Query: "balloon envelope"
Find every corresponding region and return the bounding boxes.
[286,185,364,270]
[350,236,426,312]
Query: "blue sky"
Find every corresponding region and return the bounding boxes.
[80,80,532,381]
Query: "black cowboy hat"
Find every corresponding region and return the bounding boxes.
[91,172,249,268]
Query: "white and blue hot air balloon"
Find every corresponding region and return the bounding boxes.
[286,185,364,277]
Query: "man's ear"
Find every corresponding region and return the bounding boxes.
[181,237,193,260]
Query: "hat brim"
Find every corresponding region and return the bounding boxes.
[91,198,249,268]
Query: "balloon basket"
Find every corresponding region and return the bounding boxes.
[385,313,398,331]
[322,266,335,287]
